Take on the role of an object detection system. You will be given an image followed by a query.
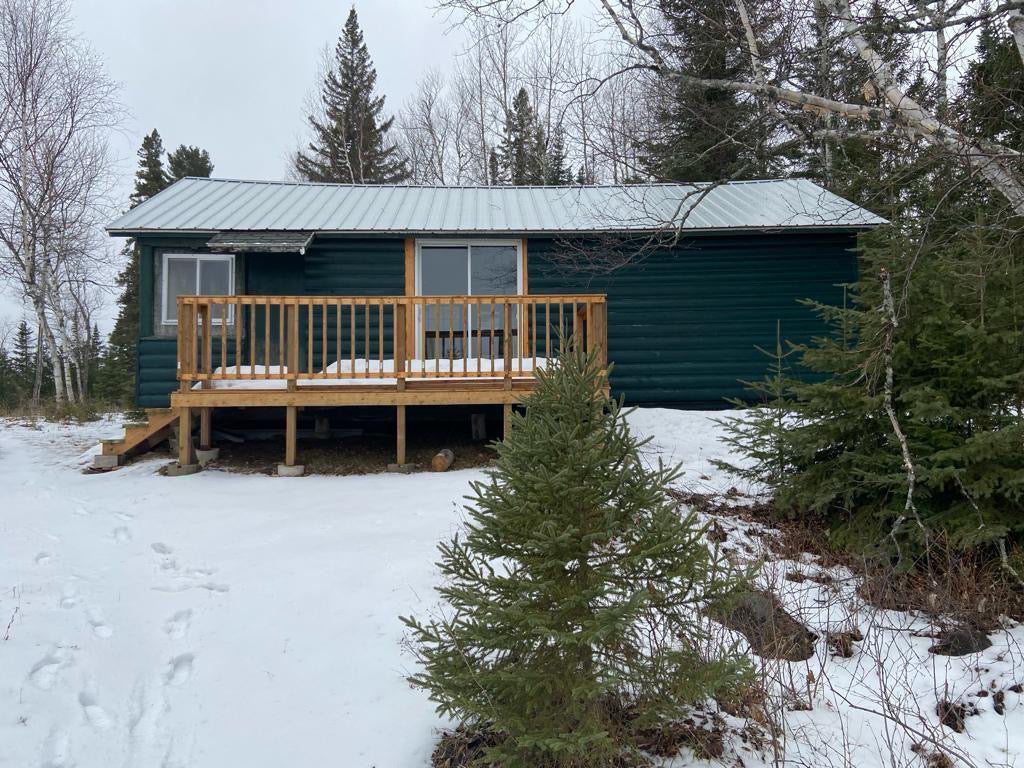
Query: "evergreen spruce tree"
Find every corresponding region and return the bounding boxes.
[98,131,167,405]
[13,320,33,390]
[294,8,409,184]
[496,88,572,185]
[167,144,214,180]
[488,149,500,186]
[99,130,213,406]
[639,0,761,181]
[86,324,102,399]
[0,342,14,408]
[404,341,750,767]
[130,129,169,206]
[543,126,572,184]
[496,88,541,184]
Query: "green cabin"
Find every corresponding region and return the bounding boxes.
[108,177,883,416]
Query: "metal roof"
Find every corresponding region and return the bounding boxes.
[106,177,886,235]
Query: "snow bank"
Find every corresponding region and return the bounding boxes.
[0,410,1020,768]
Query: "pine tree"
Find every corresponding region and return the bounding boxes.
[488,149,500,186]
[294,8,409,183]
[496,88,540,184]
[167,144,214,180]
[543,126,572,184]
[404,341,750,767]
[0,341,13,408]
[99,130,215,406]
[716,190,1024,556]
[495,88,572,185]
[13,320,33,391]
[86,324,102,398]
[131,129,169,206]
[640,0,762,182]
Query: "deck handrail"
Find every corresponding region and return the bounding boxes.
[177,294,607,389]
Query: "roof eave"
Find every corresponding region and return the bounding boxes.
[107,222,884,238]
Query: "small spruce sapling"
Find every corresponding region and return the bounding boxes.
[403,339,750,767]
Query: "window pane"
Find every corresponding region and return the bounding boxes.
[165,258,197,322]
[200,259,232,321]
[421,247,468,355]
[421,247,468,295]
[199,259,231,295]
[471,246,517,295]
[471,246,518,358]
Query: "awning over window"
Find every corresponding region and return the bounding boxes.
[207,231,314,254]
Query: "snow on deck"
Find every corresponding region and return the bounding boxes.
[192,358,549,389]
[0,410,1021,768]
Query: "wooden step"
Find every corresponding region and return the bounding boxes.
[101,407,181,457]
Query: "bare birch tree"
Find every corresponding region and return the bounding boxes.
[438,0,1024,216]
[0,0,119,403]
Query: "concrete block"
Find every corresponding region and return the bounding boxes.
[386,462,417,474]
[277,463,305,477]
[166,462,201,477]
[91,453,122,470]
[195,447,220,465]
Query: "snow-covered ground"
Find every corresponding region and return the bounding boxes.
[1,410,1020,768]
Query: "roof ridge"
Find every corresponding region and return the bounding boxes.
[177,177,803,190]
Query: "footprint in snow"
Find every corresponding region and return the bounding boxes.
[59,585,77,610]
[153,579,229,594]
[40,726,72,768]
[112,526,132,543]
[163,609,192,640]
[86,607,113,639]
[35,551,52,565]
[114,511,135,522]
[164,654,194,686]
[78,692,113,730]
[29,649,72,691]
[151,542,172,555]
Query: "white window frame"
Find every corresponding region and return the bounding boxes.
[414,239,524,297]
[161,253,236,325]
[414,239,524,359]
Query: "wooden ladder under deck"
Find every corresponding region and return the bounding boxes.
[100,407,181,458]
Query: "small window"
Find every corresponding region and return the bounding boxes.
[161,253,235,324]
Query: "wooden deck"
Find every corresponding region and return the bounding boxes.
[170,294,607,470]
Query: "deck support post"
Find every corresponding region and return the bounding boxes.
[387,405,414,473]
[396,405,407,465]
[177,406,195,467]
[199,407,212,450]
[285,406,297,466]
[503,403,512,439]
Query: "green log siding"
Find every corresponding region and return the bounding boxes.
[134,237,403,407]
[134,231,856,408]
[527,232,857,405]
[304,238,404,365]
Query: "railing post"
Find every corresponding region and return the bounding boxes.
[395,300,406,391]
[502,301,512,388]
[200,302,212,389]
[287,301,299,391]
[178,299,192,393]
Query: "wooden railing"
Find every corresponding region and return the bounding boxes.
[177,294,607,389]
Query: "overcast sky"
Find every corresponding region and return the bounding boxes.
[77,0,465,199]
[1,1,468,331]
